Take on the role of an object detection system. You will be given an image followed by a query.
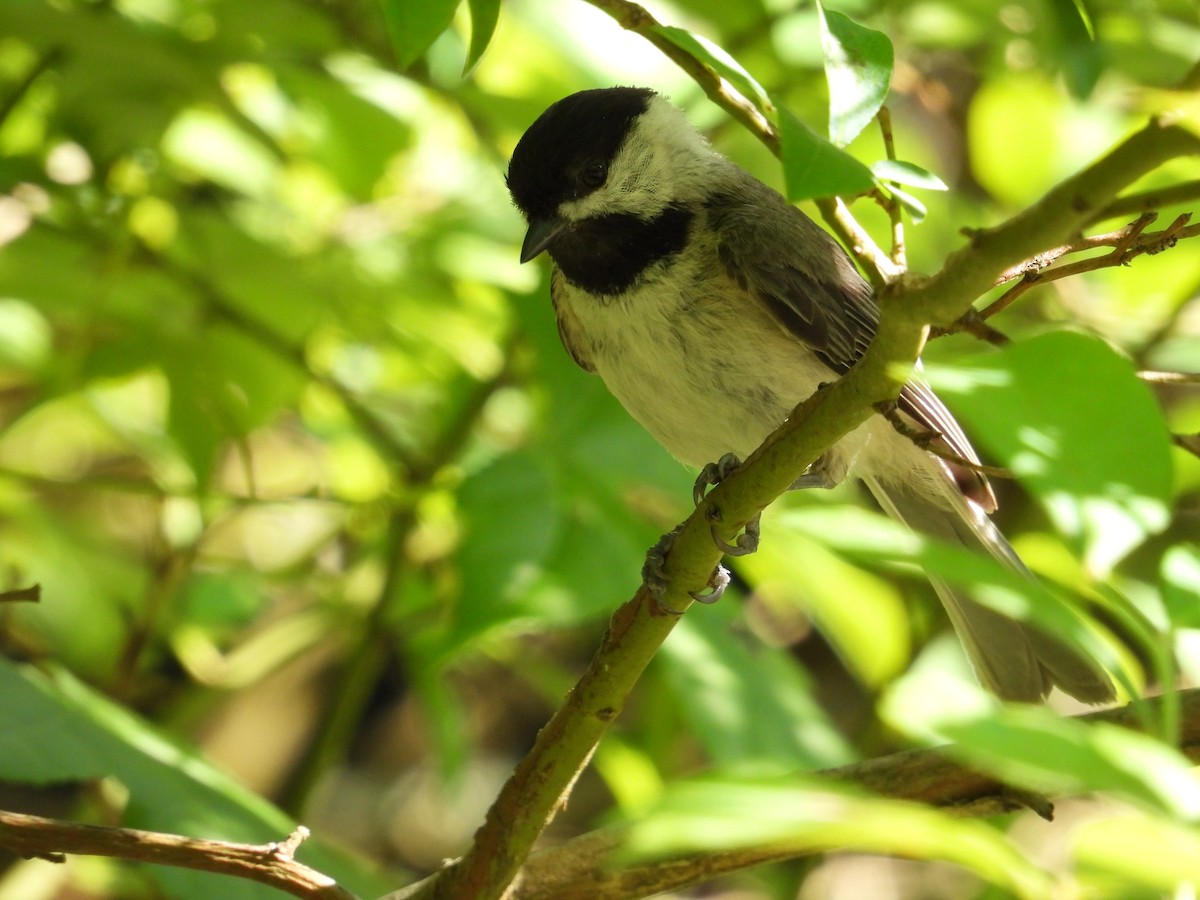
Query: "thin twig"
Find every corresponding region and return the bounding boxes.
[875,106,907,270]
[1138,371,1200,385]
[964,214,1199,324]
[0,814,357,900]
[584,0,777,151]
[815,196,900,287]
[877,402,1013,478]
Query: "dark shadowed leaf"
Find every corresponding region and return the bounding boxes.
[659,606,855,770]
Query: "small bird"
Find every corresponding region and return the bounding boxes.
[506,86,1112,704]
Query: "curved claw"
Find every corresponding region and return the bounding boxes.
[643,528,734,610]
[710,512,761,558]
[692,452,743,506]
[689,565,730,604]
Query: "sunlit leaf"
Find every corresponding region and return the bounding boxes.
[778,105,876,200]
[1163,544,1200,628]
[887,183,927,222]
[380,0,460,68]
[775,505,1125,683]
[817,3,894,146]
[871,158,948,190]
[648,25,774,120]
[1074,815,1200,890]
[930,332,1174,574]
[659,607,855,770]
[739,508,911,687]
[626,779,1053,898]
[464,0,500,74]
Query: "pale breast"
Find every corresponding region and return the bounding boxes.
[554,256,836,468]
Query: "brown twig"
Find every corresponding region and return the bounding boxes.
[0,585,40,604]
[1139,370,1200,385]
[947,213,1200,326]
[877,402,1013,478]
[1174,432,1200,459]
[0,815,357,900]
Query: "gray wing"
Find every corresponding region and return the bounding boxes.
[706,177,876,375]
[708,172,995,509]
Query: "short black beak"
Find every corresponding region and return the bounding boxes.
[520,215,566,263]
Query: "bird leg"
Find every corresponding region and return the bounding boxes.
[692,452,761,558]
[789,451,847,491]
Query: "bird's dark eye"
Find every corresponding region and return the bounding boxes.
[581,162,607,189]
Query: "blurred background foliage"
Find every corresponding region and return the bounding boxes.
[0,0,1198,897]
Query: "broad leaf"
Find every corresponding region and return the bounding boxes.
[464,0,500,73]
[0,659,391,899]
[380,0,459,68]
[817,3,894,146]
[778,106,876,200]
[626,779,1053,897]
[930,331,1174,574]
[648,25,774,120]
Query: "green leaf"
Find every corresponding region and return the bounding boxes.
[443,449,562,653]
[647,25,774,120]
[626,779,1053,897]
[817,3,894,146]
[659,606,855,770]
[1049,0,1102,99]
[1075,815,1200,890]
[464,0,500,74]
[1163,544,1200,629]
[886,183,927,222]
[380,0,460,69]
[871,158,948,190]
[739,508,911,687]
[930,331,1174,574]
[881,682,1200,819]
[778,105,876,201]
[775,505,1126,687]
[0,658,391,899]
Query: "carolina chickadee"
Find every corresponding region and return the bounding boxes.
[506,86,1112,704]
